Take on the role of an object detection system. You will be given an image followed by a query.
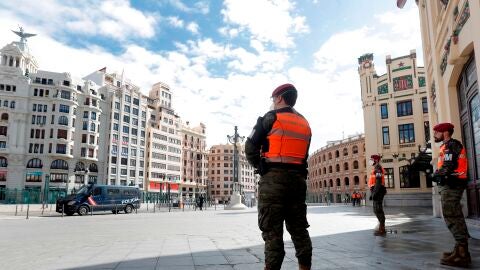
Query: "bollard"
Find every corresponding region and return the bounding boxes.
[168,200,171,212]
[26,203,30,220]
[154,201,156,213]
[62,204,64,217]
[215,202,216,211]
[41,201,45,216]
[15,204,18,216]
[115,204,117,215]
[91,205,93,216]
[146,201,149,212]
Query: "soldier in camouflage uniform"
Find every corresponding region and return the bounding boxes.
[432,123,471,268]
[368,154,386,236]
[246,84,312,270]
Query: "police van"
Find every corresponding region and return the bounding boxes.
[56,184,141,216]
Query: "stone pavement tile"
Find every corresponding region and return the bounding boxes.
[192,250,224,257]
[115,258,158,269]
[157,256,194,266]
[195,265,234,270]
[233,263,266,270]
[225,254,260,264]
[156,265,195,270]
[193,255,229,265]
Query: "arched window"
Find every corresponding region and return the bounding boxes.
[74,162,85,172]
[10,101,15,109]
[336,164,340,172]
[352,145,358,154]
[336,178,341,186]
[354,176,360,185]
[319,181,322,188]
[353,160,359,169]
[0,156,7,167]
[343,147,348,156]
[89,163,98,172]
[58,116,68,126]
[324,180,327,187]
[323,167,326,174]
[344,162,349,171]
[328,166,332,173]
[322,154,326,162]
[1,113,8,121]
[51,159,68,170]
[90,123,96,132]
[328,152,332,160]
[329,179,333,187]
[345,177,350,186]
[335,150,339,158]
[27,158,42,168]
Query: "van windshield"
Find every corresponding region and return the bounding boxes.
[77,185,91,196]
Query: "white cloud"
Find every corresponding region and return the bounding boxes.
[0,0,158,41]
[186,22,199,34]
[0,4,424,152]
[221,0,309,48]
[167,0,210,14]
[167,16,185,28]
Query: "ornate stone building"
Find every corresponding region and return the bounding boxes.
[307,134,367,204]
[0,29,107,196]
[359,50,432,206]
[207,144,257,204]
[179,121,208,200]
[409,0,480,217]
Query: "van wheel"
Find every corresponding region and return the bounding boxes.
[78,206,89,216]
[124,204,133,214]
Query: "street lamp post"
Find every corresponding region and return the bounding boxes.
[226,126,247,210]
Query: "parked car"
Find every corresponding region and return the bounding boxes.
[56,184,141,216]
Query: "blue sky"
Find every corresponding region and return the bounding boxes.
[0,0,423,151]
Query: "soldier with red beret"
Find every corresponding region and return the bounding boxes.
[433,122,471,267]
[368,154,387,236]
[246,83,312,270]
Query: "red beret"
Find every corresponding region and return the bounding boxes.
[433,122,454,132]
[271,83,297,97]
[370,154,381,161]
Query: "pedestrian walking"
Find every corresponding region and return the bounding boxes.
[198,194,204,211]
[368,154,387,236]
[352,192,356,206]
[246,83,312,270]
[432,122,471,267]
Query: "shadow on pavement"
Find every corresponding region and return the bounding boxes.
[64,215,480,270]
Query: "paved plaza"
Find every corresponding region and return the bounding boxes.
[0,205,479,270]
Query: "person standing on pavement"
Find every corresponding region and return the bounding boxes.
[352,192,356,206]
[198,195,204,211]
[368,154,387,236]
[432,123,471,268]
[245,83,312,270]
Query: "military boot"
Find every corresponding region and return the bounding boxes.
[440,242,471,268]
[442,243,458,259]
[374,223,386,236]
[299,264,311,270]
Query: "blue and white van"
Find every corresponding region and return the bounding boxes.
[56,184,141,216]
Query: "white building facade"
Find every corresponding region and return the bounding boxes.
[144,82,183,199]
[0,32,107,199]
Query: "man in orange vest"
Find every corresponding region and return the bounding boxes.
[368,154,386,236]
[432,122,471,267]
[246,83,312,270]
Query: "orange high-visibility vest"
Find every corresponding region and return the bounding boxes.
[262,112,311,164]
[437,144,468,179]
[368,167,385,188]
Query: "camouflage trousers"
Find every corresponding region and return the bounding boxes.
[373,199,385,224]
[439,184,469,244]
[258,168,312,270]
